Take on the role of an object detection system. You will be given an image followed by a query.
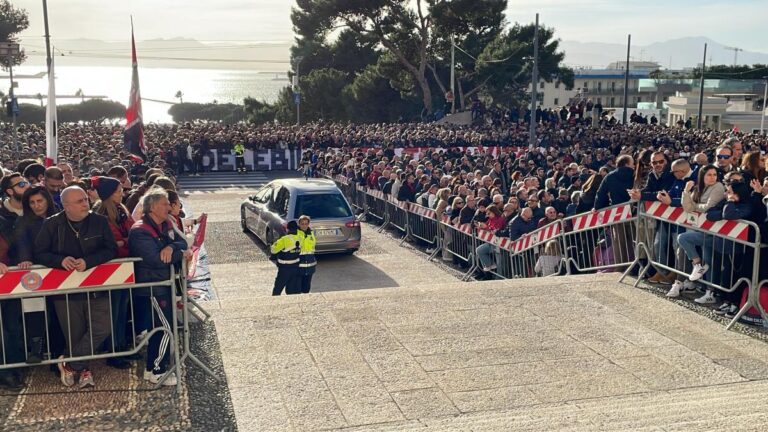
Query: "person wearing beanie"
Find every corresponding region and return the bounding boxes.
[91,176,122,203]
[269,220,302,296]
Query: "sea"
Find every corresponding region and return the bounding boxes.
[11,65,289,124]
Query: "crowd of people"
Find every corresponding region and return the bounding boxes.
[0,159,204,391]
[316,125,768,317]
[1,106,768,391]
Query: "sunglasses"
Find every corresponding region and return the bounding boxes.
[651,160,665,165]
[716,154,731,160]
[12,180,29,188]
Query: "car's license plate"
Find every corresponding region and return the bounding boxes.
[316,229,339,236]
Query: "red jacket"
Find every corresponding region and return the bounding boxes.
[110,214,136,258]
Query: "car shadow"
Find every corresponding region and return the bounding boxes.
[310,254,401,292]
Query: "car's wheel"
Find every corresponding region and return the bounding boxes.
[265,229,274,246]
[343,249,357,256]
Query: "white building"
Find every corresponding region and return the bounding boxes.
[666,93,768,133]
[531,69,651,110]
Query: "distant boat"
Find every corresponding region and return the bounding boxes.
[271,73,288,81]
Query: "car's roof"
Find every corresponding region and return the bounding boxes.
[271,178,340,193]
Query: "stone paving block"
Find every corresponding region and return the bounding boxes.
[343,321,405,352]
[391,387,460,419]
[611,355,702,391]
[401,334,523,356]
[414,340,596,372]
[363,349,435,392]
[230,385,293,432]
[447,386,540,413]
[562,326,648,359]
[715,357,768,380]
[380,310,460,327]
[324,376,404,426]
[428,362,558,393]
[648,345,748,386]
[526,372,651,403]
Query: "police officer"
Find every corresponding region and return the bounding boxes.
[297,215,316,293]
[270,221,302,296]
[234,142,246,173]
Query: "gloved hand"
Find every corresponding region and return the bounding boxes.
[305,228,312,235]
[295,241,301,250]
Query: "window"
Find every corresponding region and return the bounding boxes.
[597,82,602,91]
[539,81,545,89]
[611,82,616,91]
[597,98,602,105]
[254,186,272,203]
[270,187,290,217]
[556,82,561,89]
[553,98,559,105]
[583,82,588,88]
[610,97,615,107]
[637,97,642,103]
[294,193,352,219]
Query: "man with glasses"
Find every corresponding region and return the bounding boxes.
[715,145,736,180]
[0,173,31,390]
[527,195,545,222]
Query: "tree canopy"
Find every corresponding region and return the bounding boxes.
[243,1,573,125]
[0,0,29,68]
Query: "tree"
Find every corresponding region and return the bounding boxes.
[0,0,29,68]
[75,88,84,102]
[292,0,438,114]
[342,64,421,123]
[476,23,573,108]
[428,0,507,110]
[175,90,184,103]
[58,99,125,122]
[299,68,348,122]
[243,97,276,125]
[168,102,245,123]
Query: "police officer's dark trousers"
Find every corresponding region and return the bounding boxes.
[236,156,245,172]
[273,264,301,296]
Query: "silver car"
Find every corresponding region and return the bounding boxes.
[241,178,361,254]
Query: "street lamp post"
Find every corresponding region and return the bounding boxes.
[293,56,303,126]
[0,42,21,154]
[761,76,768,136]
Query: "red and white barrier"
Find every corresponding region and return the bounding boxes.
[409,203,437,219]
[0,261,136,297]
[511,221,561,253]
[643,201,750,241]
[571,204,633,233]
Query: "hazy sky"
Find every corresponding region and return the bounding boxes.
[15,0,768,51]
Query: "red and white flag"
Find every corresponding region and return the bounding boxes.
[124,21,146,163]
[45,54,57,167]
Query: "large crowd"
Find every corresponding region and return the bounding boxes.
[1,106,768,391]
[315,122,768,319]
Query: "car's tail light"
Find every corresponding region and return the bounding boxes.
[345,220,360,228]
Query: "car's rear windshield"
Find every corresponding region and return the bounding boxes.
[294,193,353,219]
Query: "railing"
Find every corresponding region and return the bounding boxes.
[0,258,218,392]
[326,171,768,331]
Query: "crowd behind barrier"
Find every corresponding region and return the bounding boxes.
[0,156,216,393]
[315,123,768,329]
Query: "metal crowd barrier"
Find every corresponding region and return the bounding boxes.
[0,258,219,393]
[383,195,410,238]
[438,216,478,281]
[406,203,440,248]
[326,174,768,330]
[561,203,637,274]
[626,200,766,330]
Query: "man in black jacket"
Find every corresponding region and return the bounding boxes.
[594,155,635,210]
[34,186,117,389]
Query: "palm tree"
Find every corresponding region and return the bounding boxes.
[75,88,84,102]
[175,90,184,103]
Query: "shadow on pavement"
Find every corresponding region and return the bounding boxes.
[310,254,400,292]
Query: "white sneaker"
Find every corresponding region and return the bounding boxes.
[689,263,709,281]
[666,281,682,298]
[682,280,697,292]
[144,370,178,386]
[482,264,497,272]
[694,290,716,304]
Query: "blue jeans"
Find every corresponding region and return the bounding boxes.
[654,222,684,270]
[677,230,711,263]
[477,243,499,269]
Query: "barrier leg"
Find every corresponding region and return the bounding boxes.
[725,301,752,331]
[178,264,221,383]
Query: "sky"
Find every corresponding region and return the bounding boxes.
[14,0,768,52]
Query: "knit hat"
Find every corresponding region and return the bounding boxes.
[91,176,121,201]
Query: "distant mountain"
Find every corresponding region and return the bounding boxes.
[560,37,768,69]
[22,38,291,72]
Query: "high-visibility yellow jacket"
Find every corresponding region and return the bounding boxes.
[234,143,245,156]
[270,233,301,265]
[297,229,317,268]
